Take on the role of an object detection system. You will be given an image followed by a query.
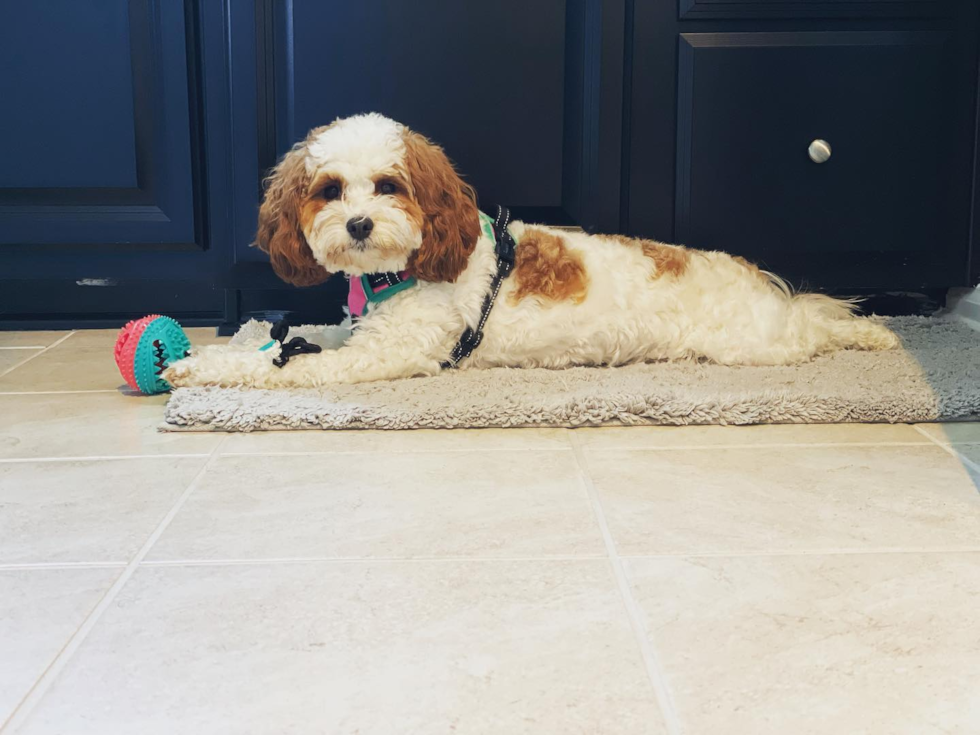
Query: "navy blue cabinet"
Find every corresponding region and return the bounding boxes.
[252,0,624,238]
[672,31,968,289]
[1,0,978,327]
[0,0,240,326]
[627,0,980,291]
[0,1,213,274]
[231,0,626,327]
[0,0,197,251]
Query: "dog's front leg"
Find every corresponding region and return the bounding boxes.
[274,324,448,387]
[165,316,452,389]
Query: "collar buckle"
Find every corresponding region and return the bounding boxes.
[496,230,516,269]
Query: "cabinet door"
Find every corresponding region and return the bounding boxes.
[0,0,215,282]
[249,0,623,258]
[672,32,970,288]
[629,0,979,291]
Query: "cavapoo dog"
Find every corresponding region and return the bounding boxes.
[165,113,897,389]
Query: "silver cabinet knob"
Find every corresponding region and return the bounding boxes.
[808,139,832,163]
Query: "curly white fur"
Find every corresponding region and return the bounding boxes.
[165,114,898,390]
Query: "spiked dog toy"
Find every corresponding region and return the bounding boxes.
[114,315,191,395]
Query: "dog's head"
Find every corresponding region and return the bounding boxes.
[254,113,480,285]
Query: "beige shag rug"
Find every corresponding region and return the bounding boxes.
[162,316,980,432]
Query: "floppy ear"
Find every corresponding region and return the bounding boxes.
[254,140,331,287]
[403,131,481,283]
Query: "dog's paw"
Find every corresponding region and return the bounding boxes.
[163,343,281,389]
[161,356,195,388]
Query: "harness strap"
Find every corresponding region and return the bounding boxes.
[441,205,516,369]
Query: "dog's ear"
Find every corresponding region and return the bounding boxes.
[254,140,331,287]
[402,131,481,283]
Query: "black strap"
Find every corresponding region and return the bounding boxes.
[270,318,322,368]
[441,205,516,369]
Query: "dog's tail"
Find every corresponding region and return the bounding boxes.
[788,290,898,352]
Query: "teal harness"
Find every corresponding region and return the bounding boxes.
[347,210,501,316]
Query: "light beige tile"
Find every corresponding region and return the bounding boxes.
[0,568,118,724]
[0,331,71,348]
[0,392,223,459]
[0,457,207,564]
[149,451,602,561]
[626,553,980,735]
[0,328,227,392]
[585,445,980,555]
[916,422,980,445]
[0,349,42,374]
[221,426,572,454]
[573,422,927,450]
[954,445,980,472]
[915,425,980,470]
[18,561,666,735]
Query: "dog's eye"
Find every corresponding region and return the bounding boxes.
[377,181,397,195]
[322,184,341,200]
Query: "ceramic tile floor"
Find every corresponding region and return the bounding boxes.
[2,328,980,734]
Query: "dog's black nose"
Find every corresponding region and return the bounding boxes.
[346,217,374,241]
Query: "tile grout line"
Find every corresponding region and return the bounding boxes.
[139,555,611,567]
[0,332,76,380]
[911,425,980,477]
[620,547,980,559]
[571,440,936,451]
[216,447,575,456]
[214,440,937,458]
[911,424,949,448]
[0,389,122,396]
[0,453,214,464]
[139,549,980,567]
[568,432,683,735]
[0,562,128,572]
[9,547,979,573]
[9,547,974,573]
[0,437,227,733]
[0,438,957,463]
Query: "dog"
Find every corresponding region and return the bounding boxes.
[165,113,897,389]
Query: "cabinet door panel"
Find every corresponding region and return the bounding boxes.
[0,0,197,250]
[630,27,976,289]
[0,2,137,189]
[287,1,565,208]
[249,0,624,255]
[675,32,961,268]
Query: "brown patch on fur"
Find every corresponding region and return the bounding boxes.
[607,234,690,279]
[254,126,333,287]
[393,194,426,238]
[402,131,480,283]
[641,240,690,278]
[298,198,325,236]
[510,227,589,305]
